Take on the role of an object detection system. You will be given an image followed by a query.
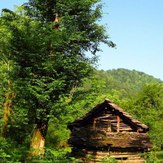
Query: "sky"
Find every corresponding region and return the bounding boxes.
[0,0,163,80]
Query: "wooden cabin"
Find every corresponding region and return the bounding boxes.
[68,99,152,163]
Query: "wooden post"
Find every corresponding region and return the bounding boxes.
[117,116,120,132]
[93,118,96,130]
[107,121,112,132]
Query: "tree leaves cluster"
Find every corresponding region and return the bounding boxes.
[0,0,114,161]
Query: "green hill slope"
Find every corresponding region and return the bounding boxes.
[96,68,162,97]
[73,68,162,105]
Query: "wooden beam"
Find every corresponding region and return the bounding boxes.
[93,118,96,130]
[117,116,120,132]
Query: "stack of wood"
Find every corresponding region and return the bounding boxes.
[68,99,152,162]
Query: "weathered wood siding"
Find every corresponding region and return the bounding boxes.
[69,128,150,150]
[92,107,137,133]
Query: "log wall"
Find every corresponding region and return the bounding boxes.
[71,148,146,163]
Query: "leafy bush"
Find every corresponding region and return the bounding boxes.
[142,151,163,163]
[101,156,117,163]
[29,147,79,163]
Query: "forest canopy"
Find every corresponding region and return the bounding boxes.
[0,0,115,162]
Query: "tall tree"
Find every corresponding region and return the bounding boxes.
[0,0,114,158]
[0,10,16,137]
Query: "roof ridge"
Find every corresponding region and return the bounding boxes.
[68,99,149,132]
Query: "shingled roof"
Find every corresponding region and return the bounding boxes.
[68,99,149,132]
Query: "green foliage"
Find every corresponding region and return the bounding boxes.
[69,69,162,114]
[46,118,70,147]
[123,83,163,149]
[144,151,163,163]
[0,136,29,163]
[29,147,78,163]
[0,137,11,161]
[0,0,112,130]
[1,60,163,162]
[101,157,117,163]
[0,0,114,161]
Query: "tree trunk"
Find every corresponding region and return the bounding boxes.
[28,122,48,158]
[30,128,45,156]
[3,80,14,137]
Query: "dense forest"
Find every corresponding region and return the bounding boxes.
[1,67,163,162]
[0,0,163,162]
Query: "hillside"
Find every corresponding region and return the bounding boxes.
[73,68,162,105]
[96,68,162,97]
